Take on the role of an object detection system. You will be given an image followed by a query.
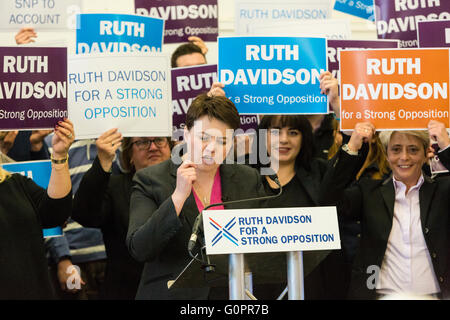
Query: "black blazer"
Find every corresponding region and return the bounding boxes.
[320,147,450,299]
[72,156,143,300]
[295,158,328,205]
[0,174,71,299]
[126,159,267,300]
[262,158,345,299]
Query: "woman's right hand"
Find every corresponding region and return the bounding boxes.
[172,160,197,215]
[347,122,375,152]
[96,128,122,172]
[15,27,37,45]
[319,71,340,114]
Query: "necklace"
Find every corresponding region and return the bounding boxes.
[193,169,218,208]
[193,184,211,207]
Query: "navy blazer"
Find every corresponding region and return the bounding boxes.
[126,159,266,300]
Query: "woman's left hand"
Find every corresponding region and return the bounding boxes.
[52,118,75,157]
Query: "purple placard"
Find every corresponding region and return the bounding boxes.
[0,47,67,130]
[239,115,258,133]
[172,64,217,133]
[327,39,399,79]
[135,0,218,44]
[171,64,258,140]
[418,19,450,47]
[374,0,450,48]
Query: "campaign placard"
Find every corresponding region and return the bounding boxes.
[239,115,258,132]
[339,48,450,130]
[0,47,67,131]
[0,0,82,30]
[68,53,172,139]
[135,0,218,44]
[333,0,374,21]
[218,36,328,115]
[235,0,332,35]
[2,160,63,238]
[203,207,340,255]
[374,0,450,48]
[171,64,258,138]
[172,64,217,132]
[327,39,399,80]
[418,19,450,47]
[76,13,164,54]
[248,19,352,40]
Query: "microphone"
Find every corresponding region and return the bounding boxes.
[187,173,283,253]
[267,173,281,188]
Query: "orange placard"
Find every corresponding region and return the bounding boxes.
[339,48,450,130]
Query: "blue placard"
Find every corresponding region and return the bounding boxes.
[218,36,328,114]
[2,160,62,238]
[333,0,374,21]
[76,13,164,54]
[2,160,52,188]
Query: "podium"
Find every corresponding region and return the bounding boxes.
[168,206,340,300]
[168,250,330,299]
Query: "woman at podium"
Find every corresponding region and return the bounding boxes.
[126,94,267,300]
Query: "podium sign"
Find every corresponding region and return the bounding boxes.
[203,206,340,255]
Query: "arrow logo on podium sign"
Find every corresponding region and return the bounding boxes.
[209,216,239,247]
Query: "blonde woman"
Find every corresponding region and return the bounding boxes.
[0,119,74,299]
[321,120,450,299]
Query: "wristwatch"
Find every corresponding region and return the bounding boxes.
[342,144,359,156]
[51,153,69,164]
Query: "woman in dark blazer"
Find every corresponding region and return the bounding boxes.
[72,129,173,299]
[245,72,342,299]
[253,114,344,299]
[126,94,266,300]
[320,120,450,299]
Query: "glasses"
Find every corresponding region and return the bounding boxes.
[132,138,168,150]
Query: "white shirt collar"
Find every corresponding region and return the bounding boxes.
[392,174,425,194]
